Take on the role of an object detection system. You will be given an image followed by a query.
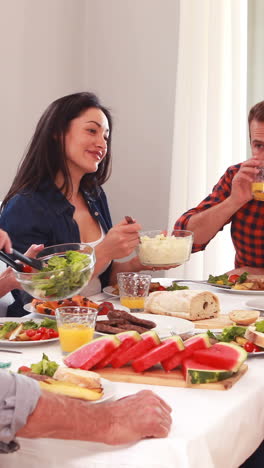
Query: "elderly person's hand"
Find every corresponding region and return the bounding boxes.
[18,388,172,444]
[101,390,172,444]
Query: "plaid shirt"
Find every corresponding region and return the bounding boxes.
[174,163,264,268]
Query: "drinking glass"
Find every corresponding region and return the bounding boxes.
[117,272,152,312]
[55,307,97,355]
[252,166,264,201]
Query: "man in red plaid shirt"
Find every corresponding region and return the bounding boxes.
[174,101,264,275]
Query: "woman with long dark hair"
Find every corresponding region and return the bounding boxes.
[0,92,144,316]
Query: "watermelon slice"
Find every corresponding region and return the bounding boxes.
[132,335,184,373]
[182,358,233,384]
[193,342,247,372]
[95,331,141,369]
[112,330,160,368]
[64,335,120,370]
[162,333,211,371]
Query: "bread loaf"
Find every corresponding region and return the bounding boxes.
[229,310,260,326]
[144,290,220,321]
[53,367,102,390]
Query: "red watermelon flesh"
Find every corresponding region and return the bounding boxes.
[132,335,184,373]
[64,335,120,370]
[112,331,160,368]
[193,342,247,372]
[94,331,141,369]
[162,333,211,372]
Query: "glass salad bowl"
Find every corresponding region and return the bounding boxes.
[15,243,95,301]
[137,230,193,267]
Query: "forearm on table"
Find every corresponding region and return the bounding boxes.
[186,197,243,244]
[0,267,19,297]
[17,391,112,443]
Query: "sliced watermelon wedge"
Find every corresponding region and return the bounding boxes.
[162,333,211,371]
[132,335,184,373]
[182,358,233,384]
[112,330,160,368]
[193,342,247,372]
[64,335,120,370]
[94,331,141,369]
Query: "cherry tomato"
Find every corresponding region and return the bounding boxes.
[47,328,56,338]
[52,330,59,338]
[26,329,36,338]
[98,302,114,315]
[22,264,33,273]
[157,286,166,291]
[251,344,262,352]
[100,301,114,310]
[32,332,42,341]
[41,333,50,340]
[244,341,255,352]
[228,274,240,283]
[18,366,31,373]
[38,327,48,334]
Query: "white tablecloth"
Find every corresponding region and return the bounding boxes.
[1,280,264,468]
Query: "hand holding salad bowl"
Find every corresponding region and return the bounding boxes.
[14,243,95,301]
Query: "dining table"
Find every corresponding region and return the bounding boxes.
[1,278,264,468]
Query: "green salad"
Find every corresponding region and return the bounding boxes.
[166,281,189,291]
[29,250,93,300]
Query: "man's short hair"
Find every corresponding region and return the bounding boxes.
[248,101,264,126]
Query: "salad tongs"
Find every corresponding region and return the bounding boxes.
[0,249,43,271]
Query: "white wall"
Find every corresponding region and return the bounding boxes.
[0,0,180,238]
[0,0,87,198]
[83,0,179,229]
[247,0,264,110]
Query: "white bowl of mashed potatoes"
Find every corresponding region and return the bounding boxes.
[137,230,193,267]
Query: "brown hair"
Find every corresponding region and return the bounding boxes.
[248,101,264,127]
[1,92,113,209]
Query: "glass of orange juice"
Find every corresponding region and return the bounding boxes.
[55,307,97,355]
[117,272,152,312]
[252,166,264,201]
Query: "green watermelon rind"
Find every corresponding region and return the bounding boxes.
[187,369,233,384]
[184,333,211,348]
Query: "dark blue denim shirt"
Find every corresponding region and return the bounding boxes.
[0,180,113,316]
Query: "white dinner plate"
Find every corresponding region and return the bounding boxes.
[247,351,264,357]
[23,302,56,320]
[95,312,194,339]
[207,284,264,295]
[245,299,264,313]
[90,378,116,404]
[0,317,59,346]
[24,302,130,320]
[102,286,119,297]
[23,303,57,319]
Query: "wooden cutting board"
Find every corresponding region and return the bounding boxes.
[194,314,233,329]
[98,363,247,391]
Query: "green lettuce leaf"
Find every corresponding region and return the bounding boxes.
[255,320,264,333]
[0,322,19,339]
[30,353,59,377]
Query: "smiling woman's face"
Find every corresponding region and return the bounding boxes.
[64,107,110,178]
